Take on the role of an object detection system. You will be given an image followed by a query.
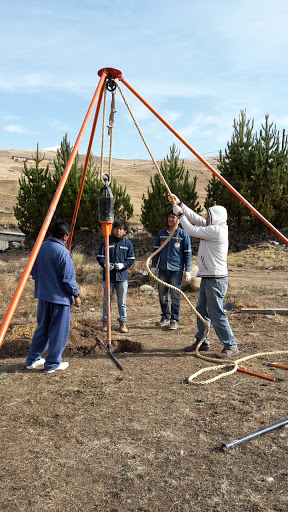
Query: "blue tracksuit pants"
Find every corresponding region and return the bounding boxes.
[26,300,70,372]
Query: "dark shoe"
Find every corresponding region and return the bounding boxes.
[157,317,170,327]
[169,320,178,330]
[215,348,239,359]
[184,341,210,353]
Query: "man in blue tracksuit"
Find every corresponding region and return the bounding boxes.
[26,220,81,373]
[151,211,192,330]
[97,220,135,333]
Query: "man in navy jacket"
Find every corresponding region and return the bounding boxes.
[26,220,81,373]
[151,211,192,330]
[97,220,135,333]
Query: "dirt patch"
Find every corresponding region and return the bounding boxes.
[1,248,288,511]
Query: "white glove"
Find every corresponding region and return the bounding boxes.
[173,204,183,216]
[114,262,124,270]
[168,193,180,205]
[104,263,114,270]
[150,267,157,275]
[184,271,191,282]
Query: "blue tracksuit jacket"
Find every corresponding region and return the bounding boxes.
[97,235,135,282]
[31,237,79,305]
[151,227,192,272]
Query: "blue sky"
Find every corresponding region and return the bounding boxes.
[1,0,288,160]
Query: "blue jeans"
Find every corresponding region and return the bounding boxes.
[102,281,128,323]
[26,300,71,372]
[158,270,183,322]
[195,277,237,349]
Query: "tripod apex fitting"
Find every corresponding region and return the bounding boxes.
[98,67,123,80]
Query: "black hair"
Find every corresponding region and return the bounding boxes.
[112,220,126,230]
[168,211,177,216]
[52,220,70,239]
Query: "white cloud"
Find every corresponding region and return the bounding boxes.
[4,124,28,134]
[43,146,60,151]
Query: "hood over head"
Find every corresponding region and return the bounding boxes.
[207,205,227,225]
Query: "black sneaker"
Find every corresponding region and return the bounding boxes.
[169,320,178,330]
[157,317,170,327]
[184,341,210,352]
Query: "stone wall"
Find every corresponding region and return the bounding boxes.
[2,225,288,256]
[70,226,288,258]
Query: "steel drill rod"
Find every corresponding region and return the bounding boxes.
[222,417,288,450]
[96,336,124,371]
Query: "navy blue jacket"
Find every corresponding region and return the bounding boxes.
[97,235,135,282]
[31,237,79,305]
[151,227,192,272]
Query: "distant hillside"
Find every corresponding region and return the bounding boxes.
[0,149,218,231]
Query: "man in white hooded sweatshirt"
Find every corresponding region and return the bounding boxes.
[169,193,239,359]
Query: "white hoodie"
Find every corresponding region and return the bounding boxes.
[179,204,228,277]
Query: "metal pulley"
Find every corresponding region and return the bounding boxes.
[98,174,114,223]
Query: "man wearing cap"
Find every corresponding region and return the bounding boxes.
[168,194,239,359]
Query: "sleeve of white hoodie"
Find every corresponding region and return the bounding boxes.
[179,203,219,240]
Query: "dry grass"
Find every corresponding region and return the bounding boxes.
[1,231,288,512]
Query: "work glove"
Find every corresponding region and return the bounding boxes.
[104,263,114,270]
[114,263,124,270]
[184,271,191,283]
[173,204,183,216]
[150,267,157,276]
[168,193,180,205]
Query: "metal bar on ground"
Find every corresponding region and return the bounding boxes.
[96,336,124,371]
[222,418,288,450]
[237,367,276,382]
[241,308,288,316]
[267,362,288,370]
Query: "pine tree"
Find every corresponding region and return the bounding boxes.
[205,110,288,232]
[251,116,288,229]
[205,110,256,231]
[141,144,202,235]
[53,134,80,222]
[14,145,53,239]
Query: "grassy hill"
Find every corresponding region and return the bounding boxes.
[0,149,218,231]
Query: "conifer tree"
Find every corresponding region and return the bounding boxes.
[205,110,256,231]
[141,144,202,235]
[205,110,288,232]
[14,145,53,239]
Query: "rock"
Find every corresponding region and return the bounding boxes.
[182,277,201,291]
[139,284,156,295]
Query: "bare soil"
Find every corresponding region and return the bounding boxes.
[1,244,288,512]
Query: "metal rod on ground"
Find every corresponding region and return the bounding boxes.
[96,336,124,371]
[267,362,288,370]
[237,367,276,382]
[222,417,288,450]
